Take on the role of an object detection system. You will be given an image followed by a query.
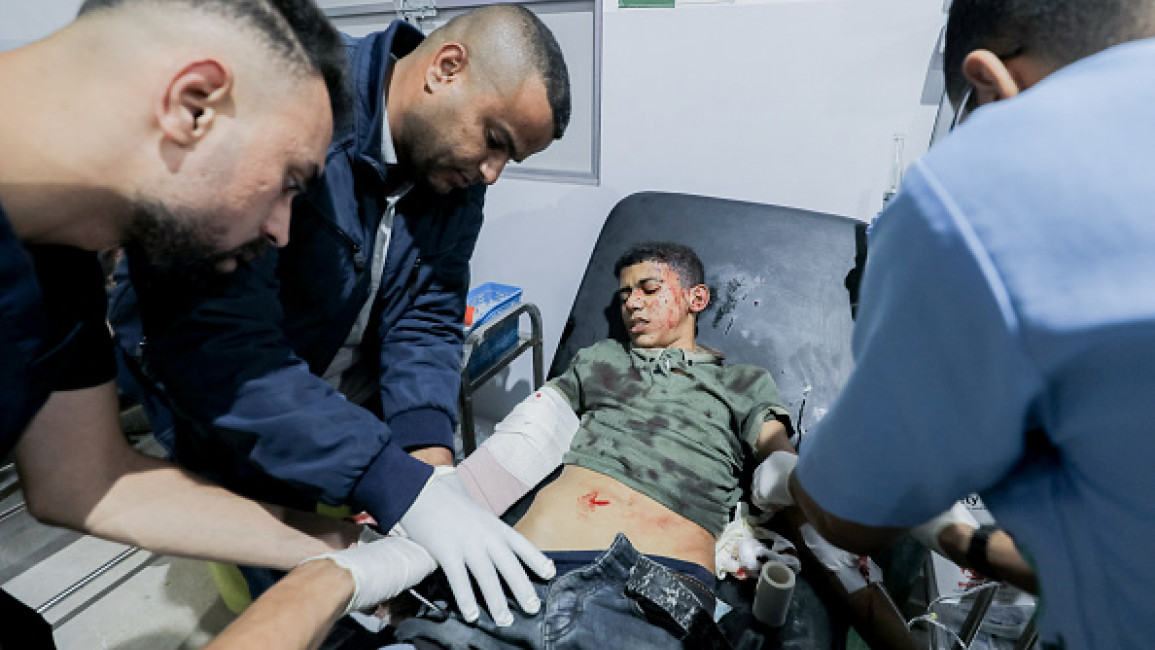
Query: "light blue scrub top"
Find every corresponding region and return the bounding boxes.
[798,38,1155,649]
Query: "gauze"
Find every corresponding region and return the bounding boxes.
[715,502,801,580]
[800,523,882,594]
[458,385,579,515]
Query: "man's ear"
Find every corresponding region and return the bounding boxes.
[157,59,232,147]
[424,42,468,93]
[961,49,1048,108]
[688,284,710,313]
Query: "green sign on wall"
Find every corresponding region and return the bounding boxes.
[619,0,674,8]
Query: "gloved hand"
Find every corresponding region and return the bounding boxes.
[399,467,556,626]
[751,451,798,511]
[302,536,437,614]
[910,502,979,557]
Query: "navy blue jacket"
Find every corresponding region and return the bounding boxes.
[109,23,486,528]
[1,204,117,457]
[0,206,51,453]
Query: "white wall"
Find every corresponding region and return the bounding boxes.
[470,0,947,416]
[0,0,947,419]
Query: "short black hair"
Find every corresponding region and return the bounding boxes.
[945,0,1154,107]
[435,5,571,140]
[78,0,350,122]
[520,8,572,140]
[613,242,705,289]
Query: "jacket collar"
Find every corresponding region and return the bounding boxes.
[341,22,425,179]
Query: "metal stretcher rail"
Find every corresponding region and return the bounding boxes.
[1,490,146,620]
[458,302,544,455]
[0,435,155,623]
[35,547,143,615]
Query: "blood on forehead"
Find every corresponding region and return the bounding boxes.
[621,262,685,292]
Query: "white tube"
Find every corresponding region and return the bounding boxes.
[752,560,795,627]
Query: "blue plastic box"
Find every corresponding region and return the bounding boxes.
[464,282,522,376]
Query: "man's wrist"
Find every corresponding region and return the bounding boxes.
[966,524,999,578]
[351,447,434,530]
[409,445,454,466]
[935,522,973,566]
[298,556,357,613]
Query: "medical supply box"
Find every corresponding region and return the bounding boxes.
[464,282,522,376]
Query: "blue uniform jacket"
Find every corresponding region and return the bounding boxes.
[2,205,118,457]
[109,23,486,529]
[0,207,53,453]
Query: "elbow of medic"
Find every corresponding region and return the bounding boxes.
[22,487,77,531]
[794,479,900,556]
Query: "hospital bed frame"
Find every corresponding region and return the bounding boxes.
[459,302,545,455]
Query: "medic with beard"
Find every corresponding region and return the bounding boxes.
[110,3,573,627]
[0,0,453,644]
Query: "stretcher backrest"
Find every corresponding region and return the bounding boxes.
[549,191,866,437]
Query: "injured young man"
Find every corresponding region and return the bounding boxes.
[385,242,985,649]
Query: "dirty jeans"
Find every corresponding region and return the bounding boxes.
[393,534,730,649]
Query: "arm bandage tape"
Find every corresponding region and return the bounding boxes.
[458,386,579,515]
[800,523,882,594]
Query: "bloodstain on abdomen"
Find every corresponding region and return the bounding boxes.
[579,491,611,511]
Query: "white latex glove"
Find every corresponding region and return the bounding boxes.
[751,451,798,511]
[910,502,980,557]
[302,536,436,614]
[399,467,556,626]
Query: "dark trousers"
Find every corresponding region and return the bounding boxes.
[395,534,730,650]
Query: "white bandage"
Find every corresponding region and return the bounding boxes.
[715,503,801,580]
[486,385,579,484]
[799,523,882,594]
[910,502,980,558]
[458,386,579,515]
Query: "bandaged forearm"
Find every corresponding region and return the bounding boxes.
[800,523,883,594]
[458,385,579,515]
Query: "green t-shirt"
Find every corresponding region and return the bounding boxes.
[548,339,788,536]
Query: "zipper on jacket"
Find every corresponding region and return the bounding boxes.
[408,256,421,297]
[308,212,366,272]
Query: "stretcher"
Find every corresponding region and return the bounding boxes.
[540,191,875,649]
